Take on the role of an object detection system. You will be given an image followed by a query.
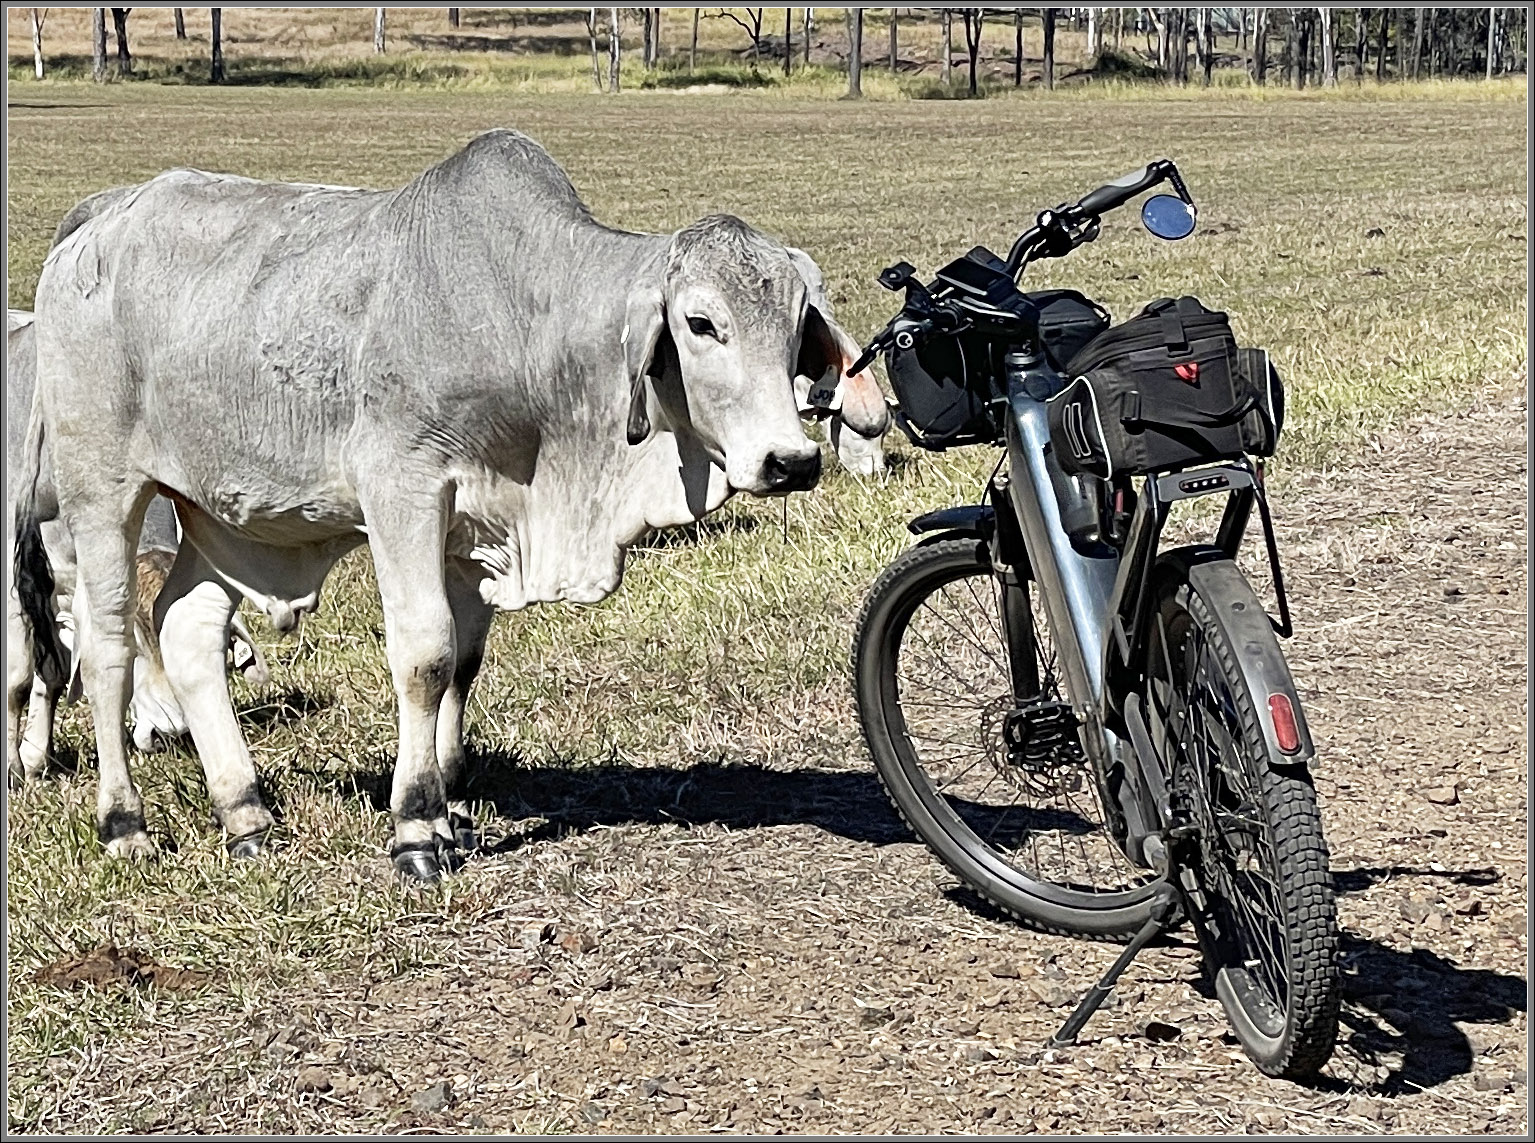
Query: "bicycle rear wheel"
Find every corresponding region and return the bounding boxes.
[1147,548,1339,1078]
[854,536,1161,939]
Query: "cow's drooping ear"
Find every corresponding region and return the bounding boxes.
[623,283,670,446]
[787,246,892,441]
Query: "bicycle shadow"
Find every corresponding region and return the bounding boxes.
[314,750,1525,1095]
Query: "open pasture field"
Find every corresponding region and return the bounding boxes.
[4,82,1527,1133]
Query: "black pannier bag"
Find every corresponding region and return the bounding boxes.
[1047,296,1284,478]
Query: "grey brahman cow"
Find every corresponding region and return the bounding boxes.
[16,127,883,880]
[6,310,268,785]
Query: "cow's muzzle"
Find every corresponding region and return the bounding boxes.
[760,447,822,495]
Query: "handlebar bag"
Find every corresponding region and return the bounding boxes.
[1026,289,1112,373]
[886,331,1000,450]
[1047,296,1283,478]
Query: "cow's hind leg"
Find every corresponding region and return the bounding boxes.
[438,558,495,853]
[69,494,156,858]
[156,544,276,854]
[364,493,459,883]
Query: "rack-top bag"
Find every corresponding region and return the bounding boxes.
[1047,296,1283,479]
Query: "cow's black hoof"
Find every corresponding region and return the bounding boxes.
[226,830,270,860]
[392,839,464,884]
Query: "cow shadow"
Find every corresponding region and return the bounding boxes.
[311,751,1526,1095]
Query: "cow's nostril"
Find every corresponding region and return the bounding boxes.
[763,449,822,493]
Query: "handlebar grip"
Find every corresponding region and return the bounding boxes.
[1076,162,1164,218]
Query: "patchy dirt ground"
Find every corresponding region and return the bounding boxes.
[13,392,1527,1135]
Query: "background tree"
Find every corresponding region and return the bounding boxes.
[1409,7,1425,78]
[30,8,47,80]
[448,8,459,28]
[1042,7,1056,90]
[373,7,385,53]
[888,6,897,73]
[586,7,604,90]
[173,6,184,38]
[1319,7,1337,85]
[803,6,811,67]
[1253,8,1269,84]
[1375,8,1389,79]
[1086,7,1101,61]
[847,7,863,96]
[713,7,765,67]
[91,7,107,82]
[110,7,131,76]
[691,7,700,72]
[785,7,793,75]
[609,6,621,91]
[961,7,983,95]
[1013,6,1023,86]
[210,6,223,83]
[941,8,951,84]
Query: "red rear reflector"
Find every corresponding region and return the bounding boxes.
[1174,361,1200,383]
[1267,694,1301,754]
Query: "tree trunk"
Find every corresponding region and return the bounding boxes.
[174,7,185,38]
[587,8,603,89]
[1237,6,1247,50]
[641,7,652,68]
[92,8,108,82]
[1014,7,1023,85]
[785,8,793,74]
[803,7,811,67]
[652,7,661,66]
[1319,7,1335,85]
[847,7,862,96]
[1196,8,1212,85]
[1087,7,1100,60]
[1486,7,1496,79]
[1043,7,1056,90]
[609,7,621,91]
[374,8,385,53]
[1353,6,1367,79]
[111,7,131,76]
[1155,7,1170,70]
[963,7,982,96]
[210,6,223,83]
[691,7,699,72]
[1409,7,1424,77]
[30,8,44,79]
[941,8,952,84]
[448,8,459,28]
[1114,6,1124,50]
[1374,7,1388,79]
[1253,7,1268,83]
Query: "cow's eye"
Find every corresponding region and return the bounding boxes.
[686,315,717,339]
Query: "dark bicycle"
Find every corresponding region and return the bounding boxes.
[849,161,1339,1078]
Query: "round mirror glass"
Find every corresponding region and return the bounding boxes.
[1141,194,1197,241]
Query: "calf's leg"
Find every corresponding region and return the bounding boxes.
[156,544,275,852]
[437,557,495,851]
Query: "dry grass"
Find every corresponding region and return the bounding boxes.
[3,77,1527,1133]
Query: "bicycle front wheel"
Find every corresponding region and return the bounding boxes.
[1147,548,1339,1078]
[854,537,1161,940]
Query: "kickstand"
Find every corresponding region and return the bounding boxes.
[1048,882,1178,1048]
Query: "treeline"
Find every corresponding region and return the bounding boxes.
[29,7,1529,91]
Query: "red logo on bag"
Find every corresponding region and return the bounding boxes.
[1174,361,1200,383]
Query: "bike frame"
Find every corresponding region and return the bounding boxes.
[976,349,1309,872]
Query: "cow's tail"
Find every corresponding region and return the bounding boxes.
[13,407,65,688]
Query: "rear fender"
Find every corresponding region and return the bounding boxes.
[1159,547,1315,766]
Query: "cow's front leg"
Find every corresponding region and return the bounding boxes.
[364,493,458,883]
[438,557,495,853]
[156,544,276,854]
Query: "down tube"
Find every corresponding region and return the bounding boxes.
[1003,385,1122,727]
